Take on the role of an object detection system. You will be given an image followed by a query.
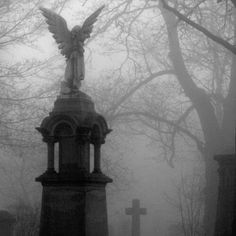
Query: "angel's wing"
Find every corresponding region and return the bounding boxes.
[40,7,72,58]
[80,5,105,41]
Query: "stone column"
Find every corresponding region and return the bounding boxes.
[93,142,101,173]
[0,210,16,236]
[77,132,90,173]
[214,154,236,236]
[47,138,55,173]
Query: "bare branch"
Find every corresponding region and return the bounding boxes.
[115,111,205,153]
[160,0,236,54]
[106,70,174,117]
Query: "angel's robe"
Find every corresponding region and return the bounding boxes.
[64,49,85,92]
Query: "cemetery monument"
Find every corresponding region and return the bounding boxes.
[36,5,112,236]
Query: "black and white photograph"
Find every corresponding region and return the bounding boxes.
[0,0,235,235]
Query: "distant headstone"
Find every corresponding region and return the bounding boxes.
[0,210,16,236]
[125,199,147,236]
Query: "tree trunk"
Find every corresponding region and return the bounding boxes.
[161,7,223,236]
[221,54,236,153]
[203,151,219,236]
[221,9,236,151]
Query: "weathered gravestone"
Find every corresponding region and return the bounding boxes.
[125,199,147,236]
[0,210,16,236]
[36,5,112,236]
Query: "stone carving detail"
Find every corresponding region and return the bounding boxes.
[40,5,105,94]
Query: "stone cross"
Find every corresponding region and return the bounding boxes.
[125,199,147,236]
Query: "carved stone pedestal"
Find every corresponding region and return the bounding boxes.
[38,174,111,236]
[36,91,112,236]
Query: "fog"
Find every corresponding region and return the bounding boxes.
[0,0,235,235]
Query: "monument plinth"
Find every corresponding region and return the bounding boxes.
[36,91,112,236]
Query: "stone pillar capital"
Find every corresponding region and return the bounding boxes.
[43,136,57,144]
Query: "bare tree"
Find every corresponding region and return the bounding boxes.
[81,1,236,235]
[164,167,205,236]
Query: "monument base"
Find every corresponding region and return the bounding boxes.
[39,180,109,236]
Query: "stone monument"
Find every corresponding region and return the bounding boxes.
[125,199,147,236]
[0,210,16,236]
[36,5,112,236]
[214,154,236,236]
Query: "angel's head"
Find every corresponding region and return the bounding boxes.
[71,25,82,39]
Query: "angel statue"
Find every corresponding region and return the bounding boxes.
[40,5,105,94]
